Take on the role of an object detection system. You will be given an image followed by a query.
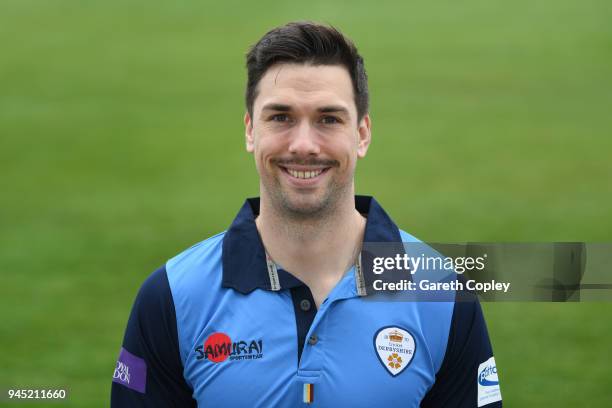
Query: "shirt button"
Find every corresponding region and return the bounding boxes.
[300,299,311,311]
[308,335,318,345]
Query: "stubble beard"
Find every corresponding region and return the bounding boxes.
[262,168,354,223]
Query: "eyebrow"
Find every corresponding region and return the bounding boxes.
[318,105,350,115]
[261,103,292,112]
[261,103,349,115]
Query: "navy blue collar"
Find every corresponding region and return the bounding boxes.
[221,196,402,294]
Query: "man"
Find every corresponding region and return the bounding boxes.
[111,21,502,407]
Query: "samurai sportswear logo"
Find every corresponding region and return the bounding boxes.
[195,332,263,363]
[477,356,502,407]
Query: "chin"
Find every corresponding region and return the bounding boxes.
[280,192,333,218]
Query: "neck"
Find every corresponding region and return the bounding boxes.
[255,192,366,293]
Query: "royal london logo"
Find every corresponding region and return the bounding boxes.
[195,332,264,363]
[113,361,130,384]
[374,326,416,377]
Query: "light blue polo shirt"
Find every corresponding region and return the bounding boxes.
[111,196,502,407]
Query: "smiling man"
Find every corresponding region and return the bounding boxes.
[246,60,370,308]
[111,22,502,407]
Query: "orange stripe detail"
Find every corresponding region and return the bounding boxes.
[303,383,313,403]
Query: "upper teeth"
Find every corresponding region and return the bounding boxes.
[287,169,323,179]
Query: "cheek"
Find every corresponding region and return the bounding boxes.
[332,140,359,165]
[259,132,290,154]
[253,139,282,171]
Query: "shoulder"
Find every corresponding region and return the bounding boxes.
[394,230,501,406]
[398,229,420,243]
[128,231,226,321]
[163,231,230,353]
[164,231,226,290]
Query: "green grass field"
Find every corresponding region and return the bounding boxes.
[1,0,611,406]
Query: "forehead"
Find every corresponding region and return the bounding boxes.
[254,63,355,114]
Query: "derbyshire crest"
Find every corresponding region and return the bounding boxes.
[374,326,416,376]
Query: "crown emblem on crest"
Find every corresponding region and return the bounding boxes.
[388,330,404,343]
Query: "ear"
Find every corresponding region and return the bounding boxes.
[357,114,372,158]
[245,111,255,153]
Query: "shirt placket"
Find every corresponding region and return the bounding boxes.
[295,268,361,405]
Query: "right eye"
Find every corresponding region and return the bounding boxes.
[270,114,290,122]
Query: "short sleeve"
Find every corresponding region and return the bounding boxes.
[421,291,502,407]
[111,266,197,407]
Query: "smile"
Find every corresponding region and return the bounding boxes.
[279,166,330,181]
[287,169,323,179]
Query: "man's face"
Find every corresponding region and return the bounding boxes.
[245,63,371,218]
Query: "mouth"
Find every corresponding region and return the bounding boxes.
[278,165,331,182]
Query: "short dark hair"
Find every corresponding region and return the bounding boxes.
[245,21,369,121]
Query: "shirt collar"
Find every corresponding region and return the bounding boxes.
[221,195,402,294]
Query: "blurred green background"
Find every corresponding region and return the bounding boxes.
[1,0,611,406]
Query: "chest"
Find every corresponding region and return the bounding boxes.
[181,292,446,407]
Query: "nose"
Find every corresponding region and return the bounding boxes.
[288,121,320,156]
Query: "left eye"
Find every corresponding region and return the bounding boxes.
[271,114,289,122]
[320,116,340,124]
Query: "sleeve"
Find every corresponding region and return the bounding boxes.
[420,291,502,408]
[111,266,197,407]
